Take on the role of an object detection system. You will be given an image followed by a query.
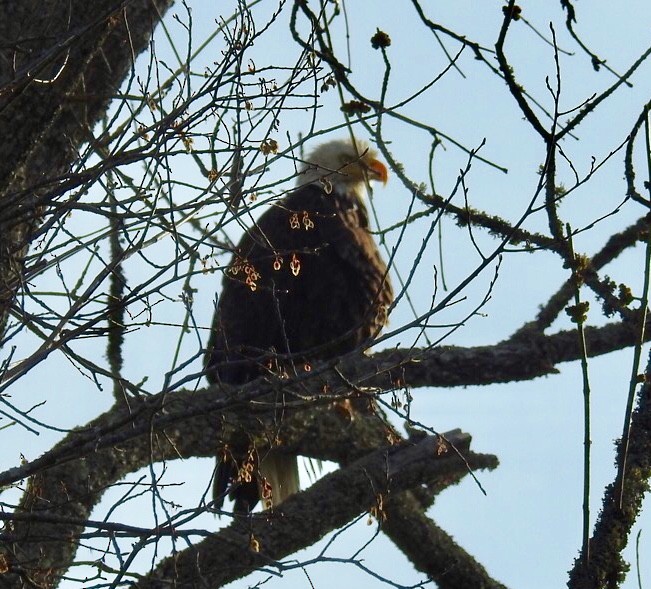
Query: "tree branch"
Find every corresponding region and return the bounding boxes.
[567,349,651,589]
[2,316,648,492]
[0,315,646,586]
[135,432,498,589]
[0,0,173,339]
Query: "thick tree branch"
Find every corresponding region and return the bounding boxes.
[0,413,495,588]
[567,349,651,589]
[135,432,498,589]
[0,315,646,586]
[0,0,173,339]
[2,317,648,493]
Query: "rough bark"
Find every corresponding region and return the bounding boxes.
[0,0,173,339]
[1,318,644,492]
[135,432,499,589]
[0,317,643,587]
[567,349,651,589]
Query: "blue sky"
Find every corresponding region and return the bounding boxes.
[2,2,650,588]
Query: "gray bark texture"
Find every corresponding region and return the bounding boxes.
[0,0,173,339]
[0,1,172,585]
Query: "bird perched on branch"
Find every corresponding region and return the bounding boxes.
[205,138,393,513]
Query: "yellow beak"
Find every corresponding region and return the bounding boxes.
[367,158,389,185]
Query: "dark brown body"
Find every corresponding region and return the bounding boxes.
[206,182,393,511]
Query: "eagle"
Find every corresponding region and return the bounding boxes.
[205,138,393,512]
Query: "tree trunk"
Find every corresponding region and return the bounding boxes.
[0,0,173,341]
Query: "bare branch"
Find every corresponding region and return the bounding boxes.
[136,432,498,589]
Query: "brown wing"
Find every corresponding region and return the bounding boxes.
[205,183,392,512]
[205,183,393,384]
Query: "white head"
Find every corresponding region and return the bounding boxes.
[297,139,389,197]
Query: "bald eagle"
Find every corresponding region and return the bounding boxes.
[205,138,393,512]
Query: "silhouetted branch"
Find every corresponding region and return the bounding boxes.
[136,432,498,589]
[2,315,649,491]
[0,0,174,339]
[568,349,651,589]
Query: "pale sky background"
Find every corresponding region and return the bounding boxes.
[1,2,651,588]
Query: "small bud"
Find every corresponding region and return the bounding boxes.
[371,29,391,50]
[260,138,279,155]
[618,283,634,306]
[565,301,590,324]
[502,4,522,20]
[340,100,372,115]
